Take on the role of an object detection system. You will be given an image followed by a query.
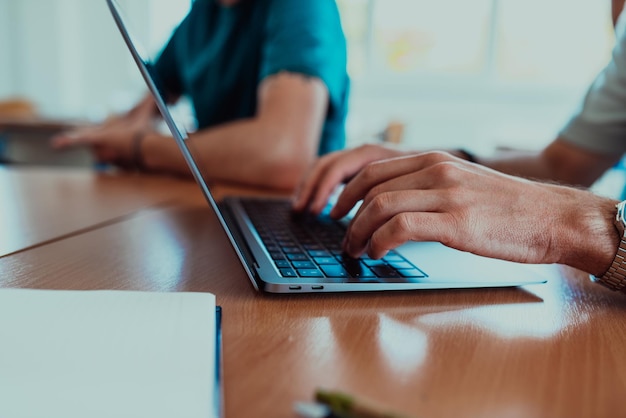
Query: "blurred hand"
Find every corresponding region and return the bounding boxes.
[332,151,616,274]
[51,113,151,168]
[292,144,405,214]
[52,96,157,168]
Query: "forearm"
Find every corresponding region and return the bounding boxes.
[447,148,559,182]
[140,73,326,189]
[463,138,618,187]
[476,149,556,181]
[141,118,317,190]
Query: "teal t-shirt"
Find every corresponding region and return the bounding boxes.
[153,0,349,155]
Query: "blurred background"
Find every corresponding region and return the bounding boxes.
[0,0,617,182]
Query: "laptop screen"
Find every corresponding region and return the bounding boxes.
[107,0,261,287]
[106,0,220,209]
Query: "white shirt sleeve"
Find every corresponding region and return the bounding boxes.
[560,13,626,156]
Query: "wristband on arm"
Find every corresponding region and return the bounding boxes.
[132,131,148,171]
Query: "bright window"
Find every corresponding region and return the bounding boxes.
[336,0,616,152]
[337,0,614,88]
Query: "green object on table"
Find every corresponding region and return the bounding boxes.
[315,389,415,418]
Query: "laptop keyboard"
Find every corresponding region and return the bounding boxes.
[241,200,427,280]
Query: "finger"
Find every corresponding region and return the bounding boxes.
[343,190,447,257]
[292,154,337,213]
[294,145,404,215]
[356,163,452,219]
[366,212,453,259]
[332,152,452,219]
[51,130,98,148]
[308,160,360,215]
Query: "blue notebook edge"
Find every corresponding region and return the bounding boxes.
[215,306,223,418]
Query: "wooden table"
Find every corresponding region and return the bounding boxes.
[1,167,625,418]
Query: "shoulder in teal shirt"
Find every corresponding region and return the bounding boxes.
[153,0,349,155]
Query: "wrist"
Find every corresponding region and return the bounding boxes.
[556,192,619,276]
[591,200,626,292]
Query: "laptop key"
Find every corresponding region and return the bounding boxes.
[303,244,324,251]
[362,259,387,267]
[398,268,427,278]
[280,268,297,277]
[277,240,297,247]
[308,250,330,257]
[287,254,309,261]
[320,265,350,278]
[386,261,414,270]
[325,244,343,251]
[342,260,376,278]
[292,261,316,269]
[313,256,339,265]
[274,260,290,268]
[382,253,405,262]
[297,269,324,278]
[370,265,403,278]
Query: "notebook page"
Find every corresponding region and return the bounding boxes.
[0,289,217,418]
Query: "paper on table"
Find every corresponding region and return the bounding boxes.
[0,288,219,418]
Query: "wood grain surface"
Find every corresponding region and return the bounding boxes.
[1,167,625,418]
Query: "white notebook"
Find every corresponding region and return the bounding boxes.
[0,288,221,418]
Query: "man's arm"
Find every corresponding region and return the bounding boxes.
[475,137,621,187]
[141,72,328,190]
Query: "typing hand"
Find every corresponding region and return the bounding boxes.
[335,151,616,275]
[292,144,405,215]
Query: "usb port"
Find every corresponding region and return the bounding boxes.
[289,286,302,290]
[311,286,324,290]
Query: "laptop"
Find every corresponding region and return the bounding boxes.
[106,0,550,293]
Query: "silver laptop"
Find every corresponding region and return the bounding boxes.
[107,0,551,293]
